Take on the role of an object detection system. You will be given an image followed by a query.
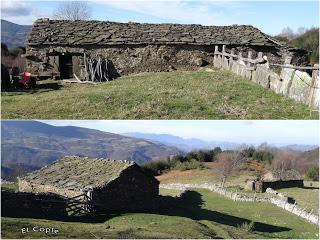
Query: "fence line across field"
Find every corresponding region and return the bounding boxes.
[212,45,319,109]
[160,183,319,225]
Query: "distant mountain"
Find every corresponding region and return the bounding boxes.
[280,145,318,152]
[299,147,319,162]
[123,132,240,151]
[1,121,182,174]
[1,19,32,48]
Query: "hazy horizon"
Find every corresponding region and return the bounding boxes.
[38,120,319,146]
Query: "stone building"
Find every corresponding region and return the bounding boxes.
[245,169,304,192]
[25,18,307,81]
[19,156,159,212]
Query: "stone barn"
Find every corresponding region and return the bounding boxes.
[25,18,307,81]
[245,169,304,192]
[18,156,159,212]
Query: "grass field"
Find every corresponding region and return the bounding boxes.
[2,189,318,239]
[278,187,319,212]
[2,70,317,119]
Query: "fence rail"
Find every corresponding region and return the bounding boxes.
[212,45,319,109]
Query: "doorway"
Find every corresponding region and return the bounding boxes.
[59,55,73,79]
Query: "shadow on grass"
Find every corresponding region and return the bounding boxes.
[301,186,319,190]
[2,82,63,95]
[64,191,291,234]
[3,190,291,234]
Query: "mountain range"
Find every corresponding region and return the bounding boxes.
[123,132,317,152]
[1,19,31,48]
[123,132,241,151]
[1,121,182,179]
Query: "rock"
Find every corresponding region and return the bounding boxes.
[194,58,208,67]
[288,70,312,104]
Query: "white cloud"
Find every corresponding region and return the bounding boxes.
[1,0,32,17]
[0,0,49,25]
[95,0,239,26]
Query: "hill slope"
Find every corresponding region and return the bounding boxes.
[1,121,182,174]
[290,28,319,64]
[1,19,31,48]
[2,71,317,119]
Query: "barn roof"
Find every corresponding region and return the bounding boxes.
[26,18,282,47]
[261,169,303,182]
[20,156,138,190]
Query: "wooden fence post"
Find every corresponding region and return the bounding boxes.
[214,45,219,54]
[284,55,292,65]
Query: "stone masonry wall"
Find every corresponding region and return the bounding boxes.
[19,179,82,198]
[92,165,159,212]
[1,190,68,219]
[160,183,319,225]
[26,43,302,78]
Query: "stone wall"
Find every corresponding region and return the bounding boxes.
[92,165,159,212]
[255,180,304,192]
[213,46,319,109]
[19,179,82,198]
[160,183,319,225]
[26,42,304,79]
[1,190,68,219]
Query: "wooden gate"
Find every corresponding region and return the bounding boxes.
[66,193,95,216]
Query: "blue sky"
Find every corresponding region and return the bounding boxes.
[1,0,318,35]
[40,120,320,145]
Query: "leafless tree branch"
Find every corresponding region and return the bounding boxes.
[53,1,91,21]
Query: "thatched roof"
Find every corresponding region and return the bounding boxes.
[20,156,138,190]
[27,18,282,47]
[261,169,302,182]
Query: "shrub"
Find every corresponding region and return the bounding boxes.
[290,28,319,64]
[252,151,273,164]
[242,147,255,158]
[305,166,319,181]
[141,158,170,176]
[237,221,255,233]
[173,159,204,171]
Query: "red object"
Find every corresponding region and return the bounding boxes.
[19,72,32,86]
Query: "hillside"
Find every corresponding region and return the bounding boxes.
[290,28,319,64]
[2,71,317,119]
[1,19,31,48]
[1,121,182,178]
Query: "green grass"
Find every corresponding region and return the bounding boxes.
[278,186,319,212]
[1,182,19,192]
[2,189,318,239]
[159,188,185,197]
[1,70,317,119]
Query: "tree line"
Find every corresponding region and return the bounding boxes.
[142,144,319,185]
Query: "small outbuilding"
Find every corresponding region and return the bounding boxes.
[245,169,303,192]
[19,156,159,212]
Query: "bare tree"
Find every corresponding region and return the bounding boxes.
[271,149,299,171]
[53,1,91,20]
[214,149,247,187]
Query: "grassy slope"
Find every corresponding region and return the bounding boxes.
[2,189,318,239]
[157,168,319,212]
[278,187,319,212]
[2,70,317,119]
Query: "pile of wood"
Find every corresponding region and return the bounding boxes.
[69,53,111,84]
